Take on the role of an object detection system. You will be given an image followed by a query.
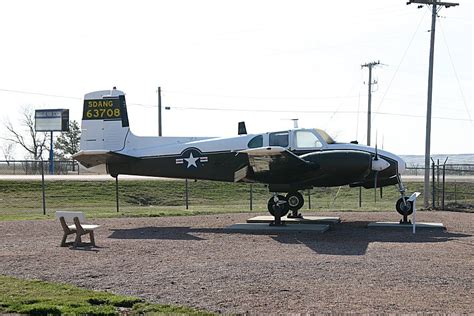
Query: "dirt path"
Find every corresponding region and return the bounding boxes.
[0,211,472,314]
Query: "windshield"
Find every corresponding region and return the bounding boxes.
[315,129,336,144]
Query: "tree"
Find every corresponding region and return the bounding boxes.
[1,143,15,165]
[3,106,48,160]
[54,120,81,160]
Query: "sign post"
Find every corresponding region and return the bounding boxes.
[408,192,421,234]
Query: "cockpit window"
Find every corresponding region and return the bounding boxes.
[269,131,289,147]
[248,135,263,148]
[295,130,322,148]
[315,129,335,144]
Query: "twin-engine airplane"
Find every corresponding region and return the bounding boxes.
[74,88,414,225]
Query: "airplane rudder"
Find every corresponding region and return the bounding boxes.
[82,87,129,127]
[80,87,130,151]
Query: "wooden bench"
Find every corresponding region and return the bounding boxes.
[56,211,100,247]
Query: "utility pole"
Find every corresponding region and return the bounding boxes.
[361,61,380,147]
[407,0,459,208]
[157,86,162,136]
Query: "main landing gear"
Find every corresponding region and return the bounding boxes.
[395,174,413,224]
[267,191,305,226]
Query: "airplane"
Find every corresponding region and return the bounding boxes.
[73,87,414,225]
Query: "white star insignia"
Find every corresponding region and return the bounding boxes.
[184,153,199,168]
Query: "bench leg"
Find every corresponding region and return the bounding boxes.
[74,234,82,247]
[89,231,96,247]
[60,233,68,247]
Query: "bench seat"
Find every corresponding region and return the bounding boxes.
[56,211,100,247]
[67,224,100,230]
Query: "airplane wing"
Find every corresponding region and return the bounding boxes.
[72,150,136,168]
[239,146,318,182]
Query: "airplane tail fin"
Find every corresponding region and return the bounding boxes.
[79,87,130,152]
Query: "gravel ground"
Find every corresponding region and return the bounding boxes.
[0,211,473,314]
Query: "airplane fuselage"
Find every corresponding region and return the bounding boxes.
[100,129,405,192]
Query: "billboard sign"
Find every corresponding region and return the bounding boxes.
[35,109,69,132]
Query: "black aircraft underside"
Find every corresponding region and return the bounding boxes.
[107,149,249,182]
[105,148,399,192]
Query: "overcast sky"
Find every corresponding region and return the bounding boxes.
[0,0,472,158]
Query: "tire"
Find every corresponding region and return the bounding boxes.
[396,197,413,216]
[267,195,290,217]
[286,192,304,211]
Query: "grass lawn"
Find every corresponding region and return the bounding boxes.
[0,179,472,221]
[0,275,212,315]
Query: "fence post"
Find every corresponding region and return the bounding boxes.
[431,161,435,209]
[436,159,440,207]
[358,187,362,208]
[115,176,119,213]
[249,184,253,211]
[442,164,446,210]
[454,181,457,203]
[41,160,46,216]
[185,179,189,210]
[307,189,312,209]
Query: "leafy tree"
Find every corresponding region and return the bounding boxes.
[54,120,81,160]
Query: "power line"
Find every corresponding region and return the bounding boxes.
[372,8,428,121]
[163,89,360,101]
[166,105,473,122]
[1,86,470,123]
[0,88,81,100]
[438,19,472,124]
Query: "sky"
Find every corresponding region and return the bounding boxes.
[0,0,472,159]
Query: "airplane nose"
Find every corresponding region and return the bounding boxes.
[372,158,390,171]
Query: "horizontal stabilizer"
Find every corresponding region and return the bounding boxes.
[73,150,135,168]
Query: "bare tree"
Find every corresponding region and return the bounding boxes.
[1,142,15,165]
[3,106,48,160]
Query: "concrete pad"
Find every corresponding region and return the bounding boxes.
[367,222,445,230]
[247,215,341,225]
[224,223,330,233]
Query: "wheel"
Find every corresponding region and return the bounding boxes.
[286,191,304,211]
[267,195,290,218]
[396,197,413,216]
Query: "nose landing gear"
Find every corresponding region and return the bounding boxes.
[395,174,413,224]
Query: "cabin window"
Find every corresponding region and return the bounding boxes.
[295,130,322,148]
[269,131,289,147]
[248,135,263,148]
[315,129,336,144]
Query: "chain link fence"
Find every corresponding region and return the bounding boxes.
[406,163,474,211]
[0,160,80,175]
[0,160,474,216]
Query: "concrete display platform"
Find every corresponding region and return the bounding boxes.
[224,223,330,233]
[246,215,341,225]
[367,222,446,230]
